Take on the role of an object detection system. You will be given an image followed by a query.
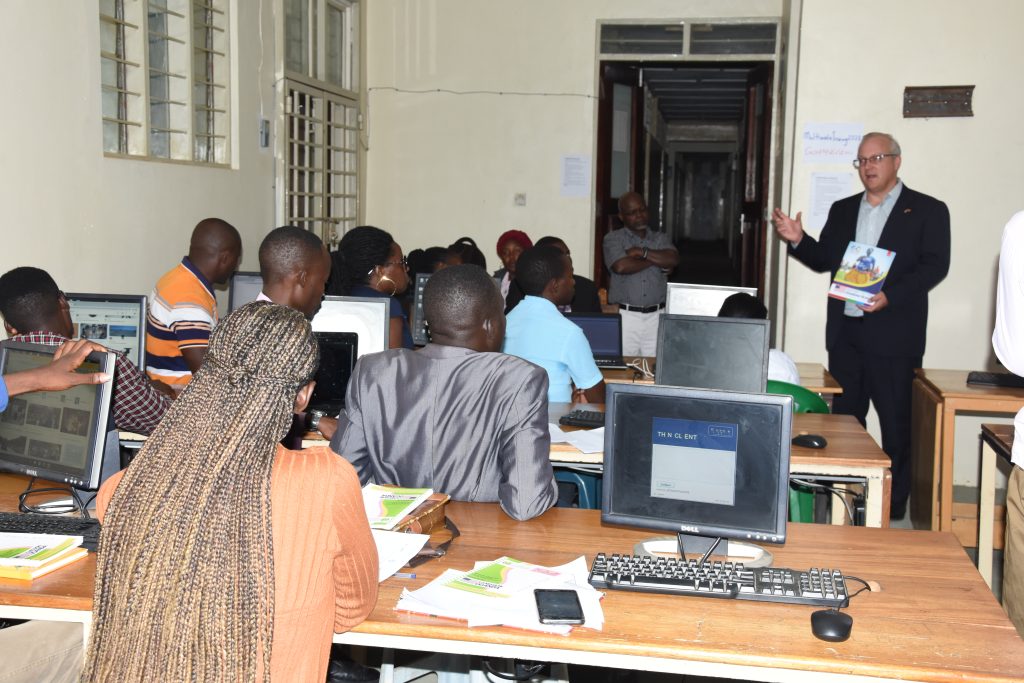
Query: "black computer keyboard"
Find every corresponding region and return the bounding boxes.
[558,409,606,429]
[966,371,1024,389]
[588,553,849,608]
[0,511,101,552]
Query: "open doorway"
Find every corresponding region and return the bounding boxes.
[593,61,774,295]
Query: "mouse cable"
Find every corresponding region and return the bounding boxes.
[789,477,855,523]
[843,575,872,602]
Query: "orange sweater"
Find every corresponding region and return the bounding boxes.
[97,445,379,682]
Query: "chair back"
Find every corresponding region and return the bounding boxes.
[766,380,830,414]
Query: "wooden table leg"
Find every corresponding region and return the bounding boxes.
[978,437,997,587]
[940,404,958,532]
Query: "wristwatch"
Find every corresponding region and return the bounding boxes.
[642,247,649,260]
[308,409,326,433]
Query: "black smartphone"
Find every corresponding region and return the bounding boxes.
[534,589,585,625]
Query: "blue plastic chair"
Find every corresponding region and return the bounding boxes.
[554,469,602,509]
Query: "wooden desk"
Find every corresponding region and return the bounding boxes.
[979,424,1015,587]
[549,407,891,528]
[601,359,843,397]
[336,503,1024,682]
[911,369,1024,533]
[3,489,1021,682]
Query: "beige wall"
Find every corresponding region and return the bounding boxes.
[0,0,277,304]
[363,0,781,273]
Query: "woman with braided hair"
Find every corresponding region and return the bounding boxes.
[327,225,413,349]
[81,302,378,682]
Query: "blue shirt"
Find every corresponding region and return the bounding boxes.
[0,376,8,412]
[350,284,414,349]
[503,296,604,403]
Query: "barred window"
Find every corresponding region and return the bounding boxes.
[100,0,230,164]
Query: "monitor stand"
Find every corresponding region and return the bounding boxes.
[634,533,774,568]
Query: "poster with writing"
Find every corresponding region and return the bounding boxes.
[802,123,863,164]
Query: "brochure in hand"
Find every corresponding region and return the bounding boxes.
[828,241,896,305]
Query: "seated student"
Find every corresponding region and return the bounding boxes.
[256,225,332,320]
[493,229,532,305]
[330,265,557,521]
[0,339,110,410]
[327,225,413,349]
[146,217,242,390]
[717,292,801,385]
[504,236,603,314]
[502,246,606,404]
[81,303,378,683]
[446,236,487,270]
[0,267,172,434]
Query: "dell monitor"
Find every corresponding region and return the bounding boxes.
[655,314,770,393]
[311,296,389,356]
[66,292,147,368]
[602,382,792,557]
[228,271,264,313]
[666,283,758,317]
[411,272,431,346]
[0,341,120,494]
[307,332,359,415]
[564,312,626,368]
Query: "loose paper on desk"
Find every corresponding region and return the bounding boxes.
[565,427,604,454]
[372,530,428,582]
[0,533,83,568]
[362,484,433,530]
[395,555,604,635]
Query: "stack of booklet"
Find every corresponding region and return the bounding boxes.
[0,533,88,581]
[395,556,605,635]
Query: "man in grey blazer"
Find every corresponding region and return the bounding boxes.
[774,132,951,520]
[330,264,557,521]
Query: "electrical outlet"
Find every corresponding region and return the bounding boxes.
[514,193,527,206]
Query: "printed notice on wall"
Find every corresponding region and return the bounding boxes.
[802,123,863,163]
[560,155,591,197]
[808,172,855,230]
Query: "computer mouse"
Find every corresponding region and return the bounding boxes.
[792,433,828,449]
[811,609,852,642]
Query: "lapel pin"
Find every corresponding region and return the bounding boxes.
[904,208,912,214]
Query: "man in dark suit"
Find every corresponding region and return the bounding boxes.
[773,132,950,520]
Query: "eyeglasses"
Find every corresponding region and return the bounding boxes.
[852,153,898,169]
[384,256,408,269]
[621,206,648,217]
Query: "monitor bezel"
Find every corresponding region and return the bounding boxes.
[654,314,770,392]
[65,292,147,369]
[601,382,792,545]
[0,341,116,490]
[311,296,390,355]
[227,271,264,313]
[411,272,432,346]
[309,331,360,412]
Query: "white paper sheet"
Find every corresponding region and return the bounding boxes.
[548,423,571,443]
[372,530,429,582]
[560,155,591,197]
[564,427,605,454]
[802,122,863,164]
[808,172,854,230]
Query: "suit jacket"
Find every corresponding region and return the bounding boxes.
[790,185,950,358]
[504,275,603,314]
[330,344,557,521]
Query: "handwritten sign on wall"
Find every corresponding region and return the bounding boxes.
[802,123,863,164]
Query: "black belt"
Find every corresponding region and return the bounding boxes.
[619,302,665,314]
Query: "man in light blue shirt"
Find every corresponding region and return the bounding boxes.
[503,246,605,403]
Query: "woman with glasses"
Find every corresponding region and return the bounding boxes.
[328,225,414,349]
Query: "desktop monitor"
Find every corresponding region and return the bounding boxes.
[564,312,625,367]
[66,292,147,368]
[602,382,793,555]
[411,272,432,346]
[311,296,389,357]
[228,271,264,312]
[308,332,359,414]
[666,283,758,317]
[655,314,770,393]
[0,341,119,492]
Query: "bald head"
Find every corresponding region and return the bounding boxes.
[423,265,504,351]
[188,217,242,285]
[617,192,649,232]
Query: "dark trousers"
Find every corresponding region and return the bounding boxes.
[828,316,921,512]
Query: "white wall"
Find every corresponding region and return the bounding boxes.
[0,1,278,307]
[363,0,781,274]
[782,0,1024,482]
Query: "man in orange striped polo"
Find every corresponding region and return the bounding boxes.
[145,218,241,391]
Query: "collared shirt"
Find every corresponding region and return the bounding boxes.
[330,344,557,521]
[993,210,1024,468]
[845,180,903,318]
[10,331,171,435]
[602,227,676,308]
[502,296,604,403]
[256,291,273,303]
[350,284,414,349]
[145,256,218,386]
